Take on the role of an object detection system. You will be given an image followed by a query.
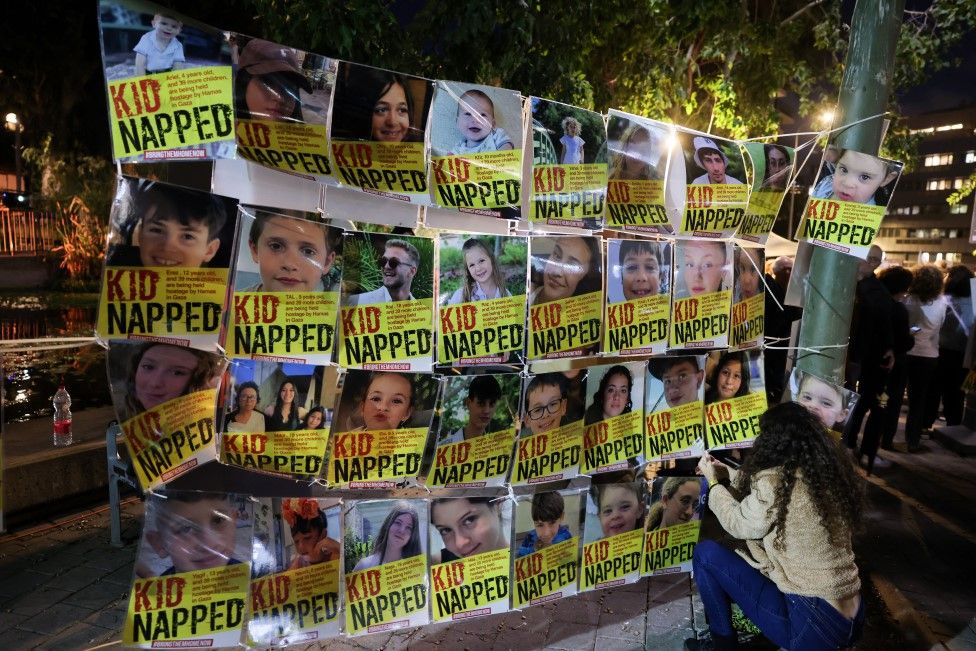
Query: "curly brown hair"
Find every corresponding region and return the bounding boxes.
[909,264,944,304]
[733,401,863,550]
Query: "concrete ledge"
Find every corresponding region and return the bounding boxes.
[932,425,976,456]
[4,440,110,515]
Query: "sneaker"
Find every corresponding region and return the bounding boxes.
[872,457,891,469]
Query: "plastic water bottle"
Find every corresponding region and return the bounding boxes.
[52,382,73,447]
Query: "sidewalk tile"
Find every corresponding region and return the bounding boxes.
[35,622,117,651]
[102,562,135,585]
[0,569,51,597]
[0,626,48,650]
[62,579,127,610]
[83,600,127,630]
[544,619,598,650]
[46,564,110,591]
[19,603,94,635]
[594,634,645,651]
[19,549,89,577]
[80,545,137,572]
[0,613,28,635]
[551,594,601,625]
[3,586,72,617]
[491,627,548,650]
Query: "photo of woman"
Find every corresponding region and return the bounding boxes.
[645,477,703,531]
[430,497,510,562]
[584,364,635,425]
[704,352,751,404]
[224,381,266,433]
[233,39,312,123]
[110,341,224,422]
[350,502,424,571]
[329,63,431,143]
[264,380,307,431]
[674,240,731,300]
[529,236,603,306]
[759,144,792,191]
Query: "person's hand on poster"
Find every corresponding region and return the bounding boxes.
[696,453,729,486]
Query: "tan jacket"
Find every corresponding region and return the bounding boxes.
[709,468,860,603]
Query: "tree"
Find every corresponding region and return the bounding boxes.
[243,0,976,141]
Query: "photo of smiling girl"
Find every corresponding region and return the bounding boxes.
[582,362,646,474]
[580,472,648,591]
[811,147,902,207]
[327,370,438,487]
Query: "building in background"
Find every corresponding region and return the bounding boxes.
[874,106,976,266]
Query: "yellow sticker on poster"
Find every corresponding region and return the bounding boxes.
[430,548,510,621]
[705,392,766,450]
[580,528,644,591]
[427,429,515,488]
[247,561,341,647]
[512,538,579,608]
[236,118,332,178]
[328,427,428,488]
[344,555,428,635]
[432,150,522,210]
[339,298,434,369]
[230,290,339,363]
[221,429,328,478]
[107,67,234,160]
[581,411,643,474]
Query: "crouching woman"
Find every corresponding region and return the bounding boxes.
[693,401,864,650]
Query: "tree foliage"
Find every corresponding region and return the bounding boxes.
[243,0,974,141]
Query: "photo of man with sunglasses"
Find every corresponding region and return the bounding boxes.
[343,238,420,305]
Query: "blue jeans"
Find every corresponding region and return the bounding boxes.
[693,540,865,650]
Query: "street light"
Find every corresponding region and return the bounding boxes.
[5,112,24,194]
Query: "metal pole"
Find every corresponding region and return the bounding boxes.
[13,127,22,194]
[796,0,905,383]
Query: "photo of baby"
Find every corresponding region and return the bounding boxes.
[784,368,859,432]
[430,82,521,157]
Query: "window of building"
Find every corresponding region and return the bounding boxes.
[936,123,964,132]
[927,179,949,190]
[966,151,976,164]
[955,177,965,189]
[947,253,961,263]
[924,153,953,166]
[948,229,959,239]
[892,205,921,215]
[950,203,969,215]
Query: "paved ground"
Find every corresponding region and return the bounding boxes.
[0,417,974,650]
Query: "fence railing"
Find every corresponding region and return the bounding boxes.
[0,208,58,256]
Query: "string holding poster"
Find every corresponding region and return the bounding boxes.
[226,207,342,364]
[428,497,512,622]
[527,98,607,229]
[644,356,706,462]
[98,177,239,352]
[220,359,331,478]
[795,145,903,259]
[426,374,520,489]
[512,371,585,486]
[437,235,528,367]
[429,82,523,218]
[124,491,252,649]
[669,239,732,350]
[737,143,794,243]
[97,1,235,161]
[579,473,646,592]
[581,362,647,475]
[729,244,765,351]
[642,477,705,576]
[247,498,342,647]
[605,111,674,235]
[329,62,433,204]
[702,350,767,451]
[343,499,430,636]
[604,239,672,356]
[107,340,226,491]
[339,232,435,371]
[512,488,583,608]
[327,370,439,488]
[673,131,748,238]
[231,37,338,182]
[527,236,603,360]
